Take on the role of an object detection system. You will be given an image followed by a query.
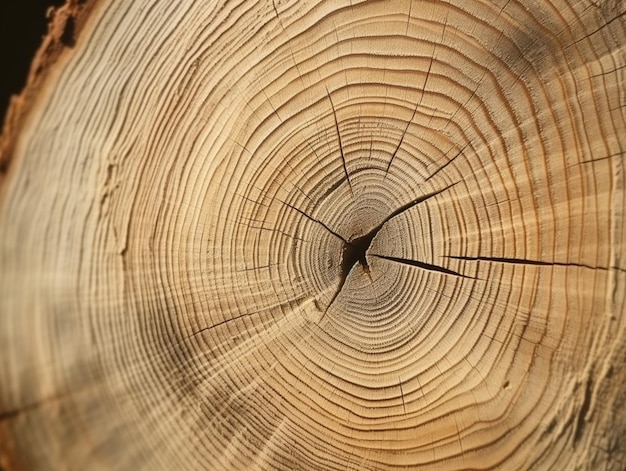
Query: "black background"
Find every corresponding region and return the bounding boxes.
[0,1,65,124]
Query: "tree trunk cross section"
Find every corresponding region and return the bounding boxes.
[1,0,625,469]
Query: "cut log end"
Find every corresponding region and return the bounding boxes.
[1,0,625,469]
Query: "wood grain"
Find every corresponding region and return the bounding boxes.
[1,0,625,469]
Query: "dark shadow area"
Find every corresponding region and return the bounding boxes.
[0,1,65,124]
[342,231,376,274]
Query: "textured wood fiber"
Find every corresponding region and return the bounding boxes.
[1,0,625,469]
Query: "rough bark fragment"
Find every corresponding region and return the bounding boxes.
[0,0,100,177]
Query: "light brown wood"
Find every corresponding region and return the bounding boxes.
[1,0,625,469]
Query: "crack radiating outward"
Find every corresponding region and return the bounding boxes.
[446,255,617,271]
[280,179,462,318]
[279,199,347,243]
[327,88,353,194]
[323,182,459,314]
[371,254,472,278]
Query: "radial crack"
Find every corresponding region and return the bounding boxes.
[190,295,309,337]
[326,88,353,194]
[379,182,457,227]
[324,182,459,315]
[371,254,472,278]
[324,269,349,318]
[318,180,459,316]
[340,183,457,275]
[385,110,415,174]
[279,200,347,243]
[399,377,407,415]
[386,53,435,174]
[324,235,374,316]
[425,143,469,182]
[446,255,611,271]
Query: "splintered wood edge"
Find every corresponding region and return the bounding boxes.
[0,3,101,468]
[0,0,101,186]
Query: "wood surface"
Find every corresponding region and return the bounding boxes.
[1,0,625,469]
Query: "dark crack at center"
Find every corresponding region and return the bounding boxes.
[282,182,465,318]
[325,229,379,317]
[341,231,377,275]
[321,184,461,316]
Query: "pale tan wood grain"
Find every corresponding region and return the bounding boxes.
[1,0,625,469]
